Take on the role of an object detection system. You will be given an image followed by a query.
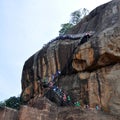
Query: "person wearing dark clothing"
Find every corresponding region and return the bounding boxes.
[80,34,91,45]
[53,85,57,91]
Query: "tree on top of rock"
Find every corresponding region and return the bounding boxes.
[70,8,89,25]
[59,8,89,35]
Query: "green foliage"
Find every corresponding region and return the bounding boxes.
[70,8,89,25]
[59,8,89,35]
[0,101,5,108]
[0,96,22,110]
[59,23,73,35]
[5,96,21,110]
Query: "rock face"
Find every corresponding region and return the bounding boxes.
[0,107,18,120]
[21,38,80,102]
[20,0,120,117]
[19,97,58,120]
[19,97,120,120]
[68,0,120,34]
[0,98,119,120]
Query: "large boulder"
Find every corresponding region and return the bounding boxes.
[20,0,120,116]
[19,96,120,120]
[0,107,18,120]
[21,38,80,102]
[72,26,120,71]
[68,0,120,34]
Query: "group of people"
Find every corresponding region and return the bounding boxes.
[55,31,95,41]
[46,31,95,48]
[41,71,83,106]
[50,84,72,105]
[83,104,102,111]
[39,71,102,110]
[45,71,72,106]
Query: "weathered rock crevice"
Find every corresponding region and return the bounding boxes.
[96,72,101,104]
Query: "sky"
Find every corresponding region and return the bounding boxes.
[0,0,111,101]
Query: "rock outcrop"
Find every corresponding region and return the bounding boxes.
[0,107,18,120]
[0,97,119,120]
[19,97,119,120]
[20,0,120,118]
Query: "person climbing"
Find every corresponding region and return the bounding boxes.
[86,104,89,109]
[49,81,54,88]
[63,93,67,102]
[51,74,55,81]
[56,87,62,97]
[80,33,91,45]
[95,104,100,110]
[67,95,71,101]
[53,85,57,91]
[42,77,49,88]
[67,95,71,105]
[58,70,61,74]
[74,101,80,107]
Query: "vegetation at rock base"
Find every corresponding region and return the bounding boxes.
[59,8,89,35]
[0,96,22,110]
